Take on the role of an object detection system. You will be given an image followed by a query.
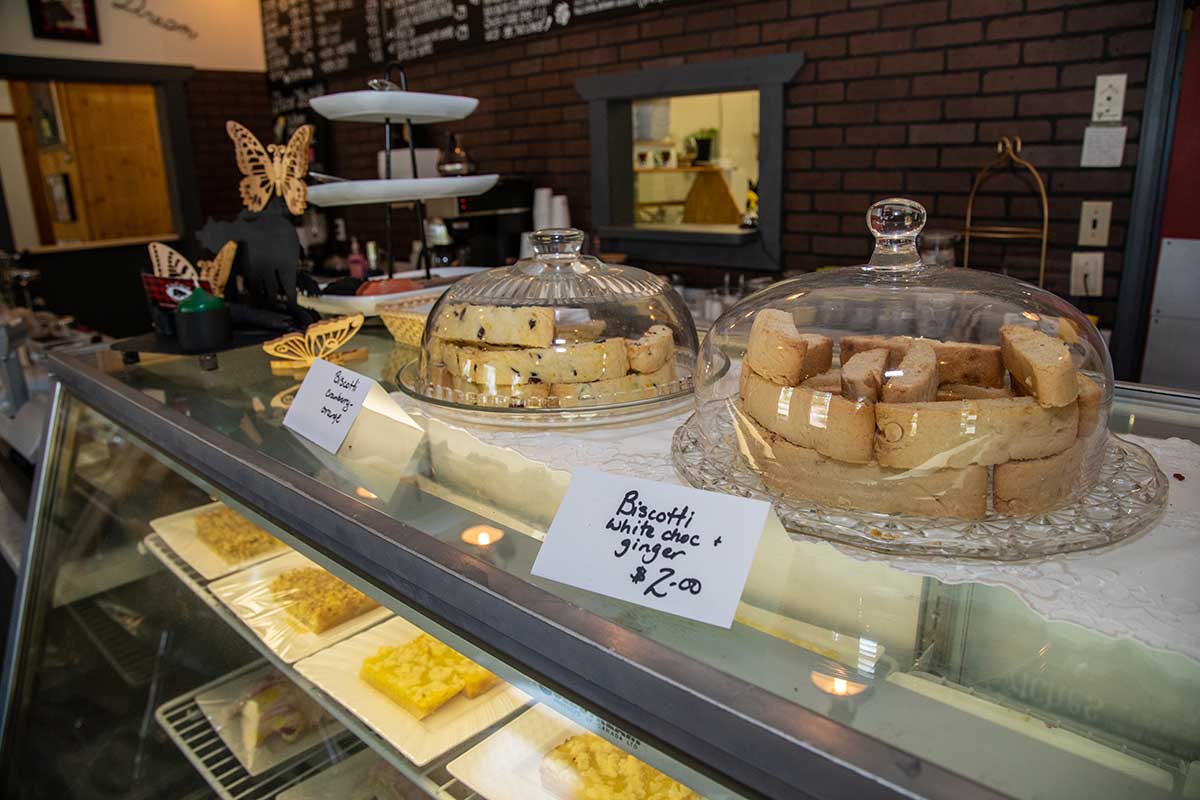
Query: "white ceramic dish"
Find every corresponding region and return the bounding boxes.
[194,663,345,777]
[310,90,479,124]
[307,175,498,208]
[208,551,392,663]
[294,616,530,767]
[148,502,291,581]
[299,267,486,317]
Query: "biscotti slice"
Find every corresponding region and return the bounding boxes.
[735,416,987,519]
[841,335,1004,388]
[801,368,842,393]
[874,398,1078,469]
[551,362,674,405]
[441,338,629,385]
[738,369,875,463]
[1075,373,1103,439]
[432,304,555,348]
[881,340,939,403]
[1000,324,1079,407]
[797,333,834,379]
[450,376,551,403]
[840,349,889,402]
[626,324,674,373]
[745,309,808,385]
[993,440,1084,515]
[936,383,1015,401]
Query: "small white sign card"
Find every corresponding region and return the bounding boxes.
[531,469,770,628]
[283,358,374,453]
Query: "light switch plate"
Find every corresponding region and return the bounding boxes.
[1078,201,1113,246]
[1092,74,1127,122]
[1071,252,1104,297]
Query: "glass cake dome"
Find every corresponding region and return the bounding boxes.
[398,228,698,423]
[673,198,1167,560]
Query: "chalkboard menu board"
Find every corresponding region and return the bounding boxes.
[261,0,692,119]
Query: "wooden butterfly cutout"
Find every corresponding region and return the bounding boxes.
[262,313,367,374]
[147,240,237,297]
[226,120,313,216]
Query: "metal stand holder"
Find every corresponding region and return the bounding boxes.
[383,63,432,280]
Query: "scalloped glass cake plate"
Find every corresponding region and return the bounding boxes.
[671,197,1169,560]
[396,228,698,427]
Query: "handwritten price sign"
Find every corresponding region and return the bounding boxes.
[283,359,373,453]
[531,469,770,628]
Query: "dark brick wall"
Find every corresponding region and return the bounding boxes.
[184,69,274,224]
[327,0,1152,318]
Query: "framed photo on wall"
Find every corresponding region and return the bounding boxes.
[27,0,100,43]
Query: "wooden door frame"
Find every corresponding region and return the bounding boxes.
[0,56,198,248]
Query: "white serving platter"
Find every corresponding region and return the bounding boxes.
[294,616,530,767]
[310,90,479,124]
[298,267,486,317]
[208,550,392,663]
[307,175,498,208]
[148,501,291,581]
[195,663,345,777]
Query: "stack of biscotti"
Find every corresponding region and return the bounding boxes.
[736,310,1105,519]
[427,303,676,408]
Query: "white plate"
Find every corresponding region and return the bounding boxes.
[307,175,498,208]
[209,551,392,663]
[277,749,379,800]
[194,663,345,777]
[447,704,586,800]
[298,267,486,317]
[310,90,478,124]
[295,617,530,767]
[149,502,291,581]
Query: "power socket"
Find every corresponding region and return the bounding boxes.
[1071,252,1104,297]
[1078,201,1112,246]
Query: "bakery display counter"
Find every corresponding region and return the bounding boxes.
[0,329,1197,799]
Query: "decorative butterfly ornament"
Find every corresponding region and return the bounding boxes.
[147,240,237,297]
[226,120,313,216]
[261,314,367,374]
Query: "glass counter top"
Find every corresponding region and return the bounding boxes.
[49,330,1200,800]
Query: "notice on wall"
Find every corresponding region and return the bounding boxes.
[531,469,770,628]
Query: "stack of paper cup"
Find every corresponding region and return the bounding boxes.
[519,231,534,259]
[550,195,571,228]
[533,187,554,230]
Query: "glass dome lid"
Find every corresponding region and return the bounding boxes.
[398,228,698,422]
[674,198,1167,560]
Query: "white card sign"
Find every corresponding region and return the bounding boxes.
[531,469,770,628]
[283,359,373,453]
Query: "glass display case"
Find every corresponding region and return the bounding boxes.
[1,331,1197,800]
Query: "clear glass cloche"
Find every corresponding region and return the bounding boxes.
[399,228,698,421]
[674,198,1166,560]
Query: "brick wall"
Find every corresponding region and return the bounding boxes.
[184,69,274,225]
[325,0,1153,321]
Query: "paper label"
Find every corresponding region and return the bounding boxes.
[283,359,373,453]
[1080,125,1127,168]
[531,469,770,628]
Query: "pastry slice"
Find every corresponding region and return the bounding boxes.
[360,636,465,720]
[626,325,674,374]
[999,324,1079,407]
[269,567,380,633]
[745,308,808,385]
[196,506,285,563]
[840,348,888,402]
[881,340,939,403]
[540,733,701,800]
[239,673,324,752]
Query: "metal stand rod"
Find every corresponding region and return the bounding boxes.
[391,62,432,280]
[384,116,393,279]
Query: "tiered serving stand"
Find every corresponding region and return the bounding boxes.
[308,64,498,279]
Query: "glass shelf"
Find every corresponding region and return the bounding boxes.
[2,331,1196,800]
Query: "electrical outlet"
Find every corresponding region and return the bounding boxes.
[1092,74,1127,123]
[1071,252,1104,297]
[1078,201,1113,246]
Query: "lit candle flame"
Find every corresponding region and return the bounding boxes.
[461,525,504,546]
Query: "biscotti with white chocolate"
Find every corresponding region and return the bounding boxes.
[739,368,875,463]
[881,340,939,403]
[993,440,1085,515]
[841,335,1005,388]
[873,397,1078,469]
[432,304,555,348]
[1000,324,1078,407]
[840,349,888,402]
[736,415,987,519]
[797,333,834,379]
[441,338,629,385]
[745,309,808,385]
[626,324,674,373]
[802,368,842,393]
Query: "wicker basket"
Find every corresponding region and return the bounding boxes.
[378,301,431,347]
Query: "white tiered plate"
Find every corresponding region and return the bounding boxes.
[298,267,486,317]
[307,175,498,208]
[310,90,478,124]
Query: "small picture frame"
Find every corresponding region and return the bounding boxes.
[27,0,100,43]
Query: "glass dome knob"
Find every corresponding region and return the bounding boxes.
[866,198,926,270]
[532,228,585,255]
